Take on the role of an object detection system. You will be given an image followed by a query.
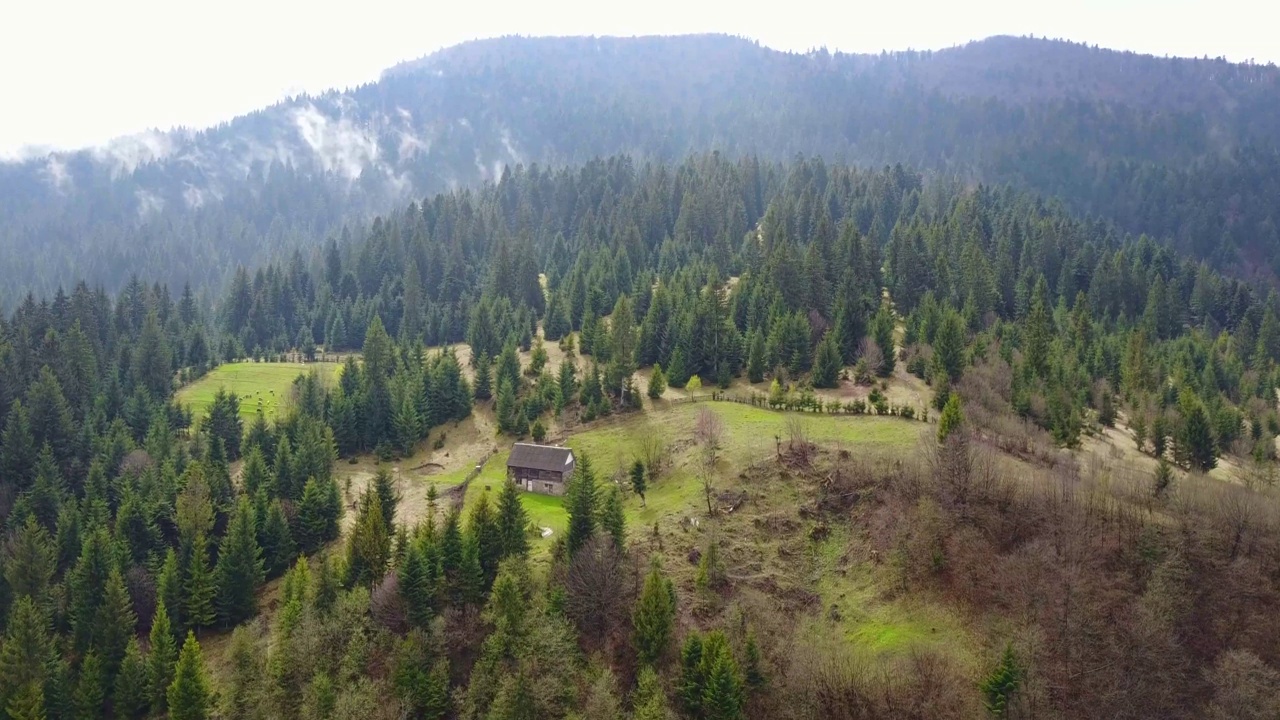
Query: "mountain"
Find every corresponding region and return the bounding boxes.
[3,33,1279,306]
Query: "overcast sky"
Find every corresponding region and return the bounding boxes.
[0,0,1272,157]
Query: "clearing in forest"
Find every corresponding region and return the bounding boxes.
[176,361,341,422]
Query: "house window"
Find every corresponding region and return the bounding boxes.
[543,483,554,492]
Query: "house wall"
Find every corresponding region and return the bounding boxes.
[508,467,567,496]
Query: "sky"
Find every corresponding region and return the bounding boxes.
[0,0,1273,157]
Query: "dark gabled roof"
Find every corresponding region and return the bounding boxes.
[507,443,575,473]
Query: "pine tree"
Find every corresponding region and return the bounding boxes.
[496,479,530,559]
[345,490,390,588]
[5,681,45,720]
[632,562,676,666]
[647,364,667,399]
[474,352,493,400]
[1024,276,1052,378]
[1178,392,1218,472]
[183,536,216,631]
[167,633,210,720]
[701,650,745,720]
[73,650,105,720]
[260,498,295,577]
[980,644,1021,718]
[93,567,137,681]
[0,400,36,491]
[632,666,674,720]
[932,309,966,382]
[678,634,706,714]
[601,485,626,550]
[0,597,56,719]
[937,393,964,443]
[495,377,518,435]
[565,454,599,557]
[871,304,896,377]
[469,495,503,588]
[3,516,56,601]
[629,459,648,506]
[215,497,265,626]
[812,332,841,388]
[113,638,150,720]
[155,548,184,635]
[746,331,767,384]
[296,477,330,553]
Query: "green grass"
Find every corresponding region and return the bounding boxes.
[454,400,927,558]
[176,361,341,422]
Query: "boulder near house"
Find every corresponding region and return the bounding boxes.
[506,443,576,495]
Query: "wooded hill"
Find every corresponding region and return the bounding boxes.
[3,34,1279,305]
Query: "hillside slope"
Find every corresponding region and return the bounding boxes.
[3,34,1279,303]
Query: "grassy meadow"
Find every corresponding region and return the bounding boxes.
[176,361,341,422]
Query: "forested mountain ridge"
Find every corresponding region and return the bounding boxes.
[4,33,1280,306]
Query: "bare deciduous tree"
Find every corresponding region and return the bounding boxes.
[696,408,724,515]
[636,428,667,482]
[564,534,630,646]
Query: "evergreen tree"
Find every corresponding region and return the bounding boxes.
[73,651,105,720]
[629,459,648,506]
[556,358,578,409]
[746,331,767,384]
[260,498,295,578]
[678,634,706,714]
[1178,391,1218,472]
[812,332,842,388]
[743,631,765,689]
[937,393,964,443]
[0,400,36,491]
[296,477,331,553]
[633,562,676,666]
[601,486,626,550]
[470,494,503,588]
[496,480,530,560]
[980,644,1022,718]
[5,681,45,720]
[113,638,150,720]
[183,535,216,631]
[3,516,56,601]
[632,666,674,720]
[215,497,265,626]
[93,567,137,681]
[473,352,493,401]
[565,454,599,557]
[871,304,896,377]
[1024,276,1052,378]
[0,597,56,720]
[932,309,966,382]
[203,388,243,461]
[167,633,210,720]
[345,489,391,588]
[648,364,667,399]
[701,649,745,720]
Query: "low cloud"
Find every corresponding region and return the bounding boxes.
[292,104,379,180]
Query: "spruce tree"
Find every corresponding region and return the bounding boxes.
[113,638,150,720]
[647,364,667,399]
[932,309,967,382]
[746,331,767,384]
[937,393,964,443]
[678,634,706,714]
[5,681,45,720]
[469,495,503,588]
[871,304,896,377]
[633,562,676,666]
[496,480,530,559]
[1024,276,1052,378]
[183,536,216,632]
[473,352,493,400]
[345,490,390,588]
[215,497,265,626]
[812,332,841,388]
[565,454,599,557]
[260,498,295,578]
[0,597,56,718]
[156,550,184,638]
[0,400,36,491]
[980,644,1021,718]
[167,633,210,720]
[1178,392,1218,472]
[296,477,330,553]
[629,459,648,507]
[701,650,745,720]
[632,666,673,720]
[148,602,178,714]
[600,486,626,550]
[73,650,105,720]
[3,516,56,601]
[93,567,137,682]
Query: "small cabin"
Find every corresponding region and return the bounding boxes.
[507,443,576,496]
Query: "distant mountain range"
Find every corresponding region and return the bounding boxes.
[3,33,1279,306]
